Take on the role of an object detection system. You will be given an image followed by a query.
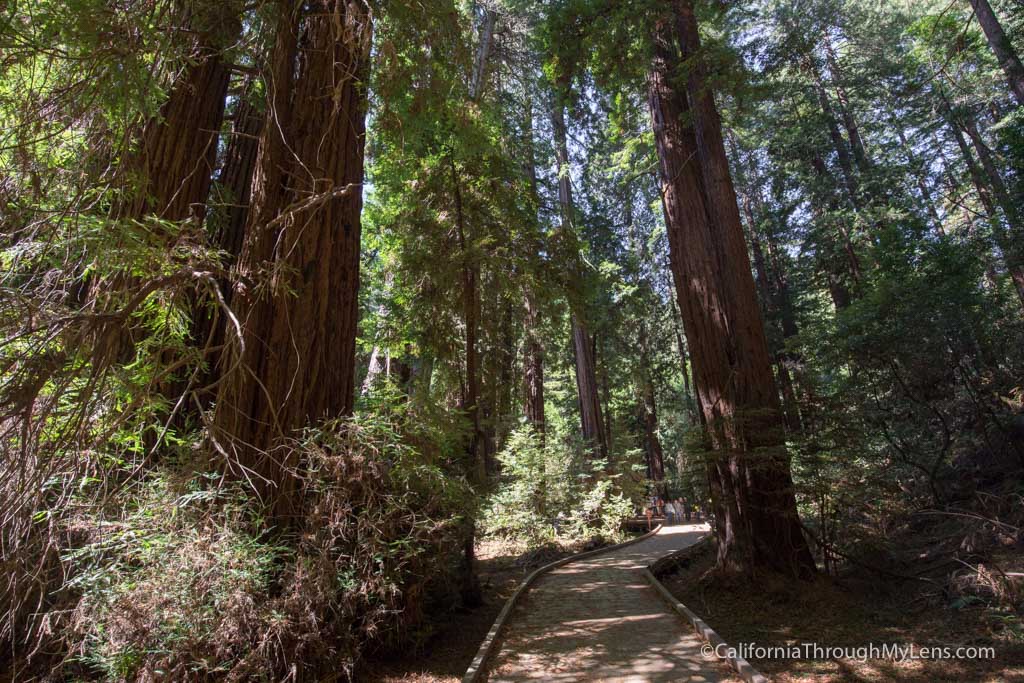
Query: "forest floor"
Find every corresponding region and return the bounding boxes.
[357,535,625,682]
[662,540,1024,682]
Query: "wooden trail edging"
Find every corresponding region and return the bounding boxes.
[463,526,770,683]
[643,537,769,683]
[461,525,663,683]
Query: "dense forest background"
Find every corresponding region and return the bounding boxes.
[1,0,1023,679]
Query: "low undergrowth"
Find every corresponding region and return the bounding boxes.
[4,413,472,682]
[662,488,1024,683]
[481,426,637,549]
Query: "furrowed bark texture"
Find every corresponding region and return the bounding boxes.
[648,2,815,578]
[214,0,371,520]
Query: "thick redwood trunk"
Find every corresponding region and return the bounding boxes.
[969,0,1024,106]
[213,0,371,520]
[97,5,238,370]
[117,6,238,225]
[649,3,814,577]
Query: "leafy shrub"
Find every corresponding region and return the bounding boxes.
[482,426,634,547]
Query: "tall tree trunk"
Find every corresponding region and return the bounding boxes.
[968,0,1024,106]
[521,85,546,439]
[599,337,615,454]
[964,120,1024,306]
[637,313,667,494]
[571,315,608,458]
[193,81,263,404]
[650,2,814,578]
[823,38,870,173]
[96,3,240,371]
[551,91,607,459]
[806,56,860,210]
[115,4,239,225]
[451,158,484,485]
[670,296,699,423]
[893,119,944,234]
[941,94,1024,308]
[523,292,546,437]
[213,0,371,521]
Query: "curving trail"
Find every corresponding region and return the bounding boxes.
[483,524,732,682]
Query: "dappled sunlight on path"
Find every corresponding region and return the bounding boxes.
[485,524,731,682]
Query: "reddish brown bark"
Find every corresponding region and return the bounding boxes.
[193,84,263,402]
[213,0,371,520]
[116,5,238,225]
[649,3,814,577]
[97,5,239,371]
[571,314,608,458]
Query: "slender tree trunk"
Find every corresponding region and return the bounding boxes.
[650,2,814,578]
[453,3,501,608]
[670,297,699,423]
[193,80,263,405]
[893,120,944,234]
[522,88,546,439]
[523,294,546,436]
[638,343,666,495]
[807,56,860,209]
[571,315,608,458]
[941,94,1024,307]
[551,92,607,459]
[823,38,870,173]
[213,0,372,521]
[451,158,484,485]
[964,120,1024,306]
[968,0,1024,106]
[598,337,614,451]
[496,298,515,454]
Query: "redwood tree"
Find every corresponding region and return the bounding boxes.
[213,0,372,519]
[551,91,608,460]
[648,1,815,578]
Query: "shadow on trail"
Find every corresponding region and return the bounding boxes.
[485,525,725,682]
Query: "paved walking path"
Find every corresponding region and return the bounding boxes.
[484,524,731,682]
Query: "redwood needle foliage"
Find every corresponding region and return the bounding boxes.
[1,0,1023,679]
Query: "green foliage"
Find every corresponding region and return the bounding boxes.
[61,407,470,680]
[483,426,634,546]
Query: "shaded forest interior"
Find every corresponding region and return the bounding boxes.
[1,0,1023,680]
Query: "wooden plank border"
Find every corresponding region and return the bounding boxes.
[461,524,663,683]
